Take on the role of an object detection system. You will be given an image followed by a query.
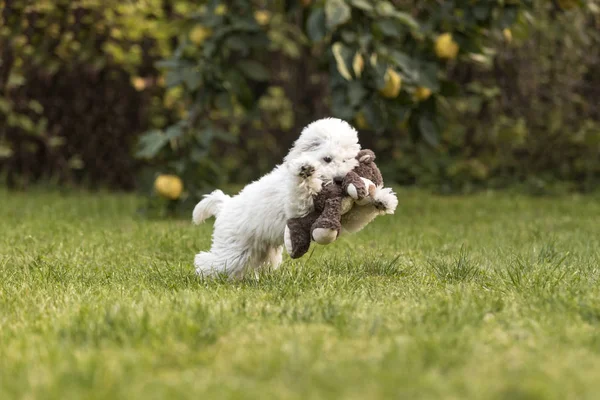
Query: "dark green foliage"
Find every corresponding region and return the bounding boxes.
[1,0,598,197]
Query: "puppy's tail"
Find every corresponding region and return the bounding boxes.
[192,190,230,224]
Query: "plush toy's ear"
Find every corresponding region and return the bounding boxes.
[358,149,376,163]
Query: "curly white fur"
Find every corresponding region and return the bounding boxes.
[192,118,362,279]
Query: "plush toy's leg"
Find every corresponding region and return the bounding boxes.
[285,215,317,259]
[372,187,398,214]
[347,177,376,205]
[312,225,339,244]
[311,198,342,245]
[344,171,367,201]
[340,186,398,234]
[339,205,379,235]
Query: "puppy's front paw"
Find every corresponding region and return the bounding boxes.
[299,164,315,179]
[289,158,317,180]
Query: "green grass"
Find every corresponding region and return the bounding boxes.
[1,189,600,400]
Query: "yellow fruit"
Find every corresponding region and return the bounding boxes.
[355,112,369,129]
[214,4,227,15]
[189,25,212,45]
[502,28,512,43]
[131,77,146,91]
[414,87,432,101]
[154,175,183,200]
[352,53,364,78]
[557,0,578,10]
[435,33,459,60]
[369,53,378,67]
[254,10,271,26]
[379,68,402,98]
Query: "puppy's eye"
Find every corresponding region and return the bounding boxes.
[323,156,332,163]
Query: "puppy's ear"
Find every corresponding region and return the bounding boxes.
[302,140,322,152]
[358,149,376,163]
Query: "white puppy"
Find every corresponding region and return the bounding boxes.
[192,118,362,279]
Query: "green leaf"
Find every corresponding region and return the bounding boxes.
[136,130,169,160]
[28,100,44,114]
[306,8,327,42]
[16,115,36,133]
[375,1,395,17]
[341,31,357,43]
[376,19,403,37]
[0,97,12,114]
[7,73,25,89]
[389,51,418,81]
[213,128,238,144]
[165,124,184,140]
[182,67,202,91]
[325,0,351,31]
[418,114,440,147]
[500,5,519,28]
[473,4,490,21]
[392,11,419,31]
[417,63,440,91]
[226,72,253,108]
[155,59,180,69]
[362,99,385,133]
[331,88,354,121]
[225,36,249,53]
[237,60,269,81]
[347,81,367,107]
[439,80,460,97]
[331,42,354,81]
[165,71,183,87]
[350,0,373,11]
[0,143,13,159]
[388,104,409,124]
[215,92,232,112]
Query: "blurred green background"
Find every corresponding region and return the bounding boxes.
[1,0,598,206]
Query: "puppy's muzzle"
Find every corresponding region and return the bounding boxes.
[334,176,344,184]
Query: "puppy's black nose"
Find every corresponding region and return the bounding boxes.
[334,176,344,184]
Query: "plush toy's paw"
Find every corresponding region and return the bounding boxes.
[347,182,366,200]
[372,187,398,215]
[312,228,338,245]
[349,178,376,205]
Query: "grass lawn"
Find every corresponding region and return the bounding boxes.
[1,189,600,399]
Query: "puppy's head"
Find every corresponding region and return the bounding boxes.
[285,118,361,182]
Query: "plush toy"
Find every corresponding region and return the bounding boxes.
[284,149,393,259]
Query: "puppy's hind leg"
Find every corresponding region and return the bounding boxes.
[194,250,249,279]
[267,246,283,271]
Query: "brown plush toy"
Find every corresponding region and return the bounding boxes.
[284,149,384,259]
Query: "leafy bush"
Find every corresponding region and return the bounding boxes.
[1,0,597,199]
[136,0,538,203]
[386,0,600,193]
[0,0,175,188]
